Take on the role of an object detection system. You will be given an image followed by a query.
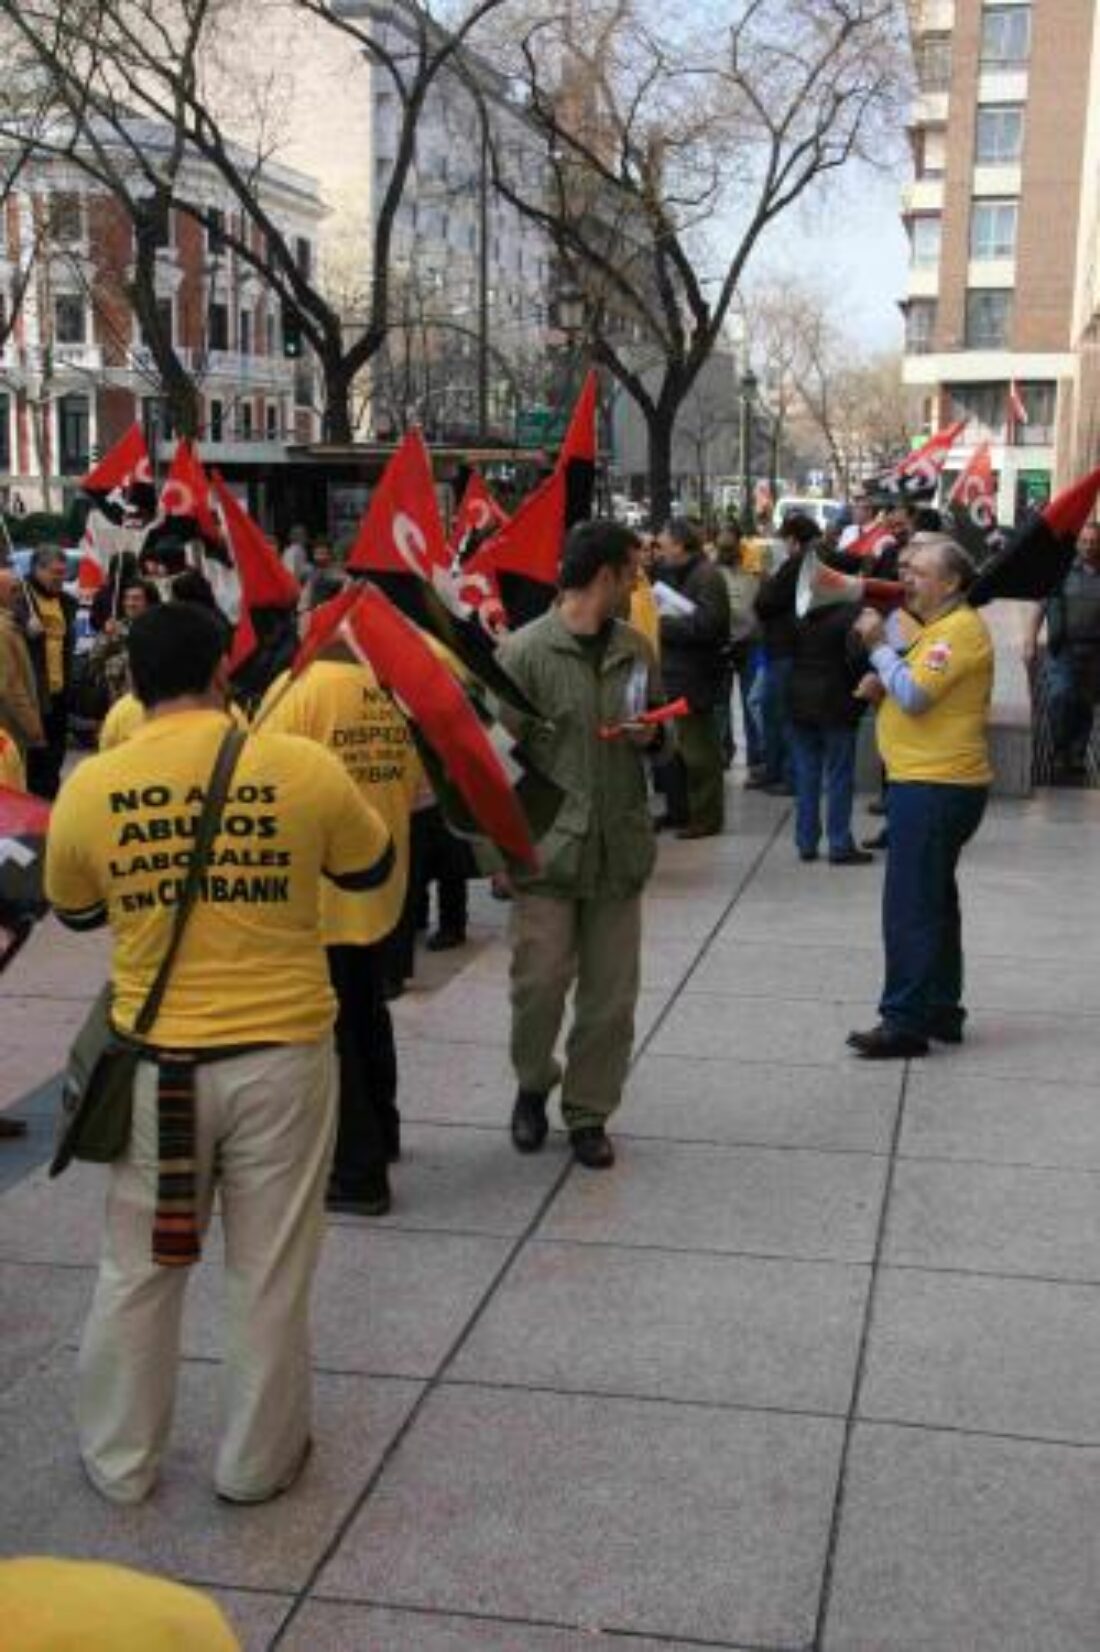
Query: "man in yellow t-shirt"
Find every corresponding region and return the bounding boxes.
[259,646,418,1216]
[848,535,993,1059]
[45,603,393,1507]
[0,1557,240,1651]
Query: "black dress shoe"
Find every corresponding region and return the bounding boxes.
[326,1173,392,1216]
[798,849,819,863]
[862,830,889,851]
[511,1089,549,1153]
[867,798,887,817]
[928,1016,964,1045]
[426,928,466,952]
[829,847,874,865]
[847,1024,928,1060]
[676,823,722,839]
[569,1126,615,1169]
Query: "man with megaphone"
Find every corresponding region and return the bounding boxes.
[843,534,993,1060]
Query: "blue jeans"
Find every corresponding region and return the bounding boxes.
[789,724,858,857]
[759,654,793,785]
[1044,652,1095,765]
[880,782,988,1037]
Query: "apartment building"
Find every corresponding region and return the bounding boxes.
[0,128,325,513]
[901,0,1096,522]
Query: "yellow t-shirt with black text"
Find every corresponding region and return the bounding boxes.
[876,604,993,786]
[45,709,392,1046]
[100,691,246,750]
[258,661,420,946]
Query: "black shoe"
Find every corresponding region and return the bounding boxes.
[867,798,887,817]
[426,928,466,952]
[511,1089,549,1153]
[862,830,889,851]
[847,1024,928,1060]
[829,847,874,866]
[326,1174,392,1216]
[676,823,722,840]
[743,772,771,790]
[654,815,688,832]
[798,849,819,863]
[570,1126,615,1169]
[764,781,795,797]
[928,1016,964,1045]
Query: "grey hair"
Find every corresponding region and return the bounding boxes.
[31,545,67,572]
[908,532,975,592]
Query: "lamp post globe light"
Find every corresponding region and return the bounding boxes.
[739,367,758,530]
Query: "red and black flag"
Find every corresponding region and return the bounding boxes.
[464,466,566,629]
[559,367,598,528]
[0,784,50,973]
[970,464,1100,607]
[77,423,157,592]
[873,419,968,502]
[448,470,510,560]
[342,584,544,868]
[346,430,537,715]
[947,442,999,564]
[209,471,301,673]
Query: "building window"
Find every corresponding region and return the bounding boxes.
[964,289,1013,348]
[946,383,1007,440]
[239,402,253,439]
[54,294,86,345]
[981,5,1031,69]
[1013,381,1056,445]
[905,300,937,355]
[48,193,83,245]
[208,302,229,351]
[265,402,279,440]
[209,398,224,442]
[975,104,1024,164]
[57,394,90,475]
[915,32,951,91]
[266,310,275,354]
[909,215,942,267]
[294,236,312,278]
[208,207,225,254]
[137,198,172,250]
[970,199,1018,260]
[239,309,252,355]
[293,365,312,409]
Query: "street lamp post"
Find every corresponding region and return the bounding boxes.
[739,367,758,531]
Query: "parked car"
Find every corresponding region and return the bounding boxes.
[774,496,843,534]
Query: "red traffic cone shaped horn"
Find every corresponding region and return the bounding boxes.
[1042,464,1100,540]
[796,552,904,619]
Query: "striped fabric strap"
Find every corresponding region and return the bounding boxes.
[152,1056,200,1268]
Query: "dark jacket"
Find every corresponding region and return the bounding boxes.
[788,602,869,730]
[754,550,804,659]
[14,578,78,713]
[655,552,730,709]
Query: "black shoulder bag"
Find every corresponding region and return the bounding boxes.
[50,725,247,1178]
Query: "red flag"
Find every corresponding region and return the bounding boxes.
[887,418,967,496]
[293,582,364,677]
[0,783,50,917]
[1042,464,1100,539]
[1008,381,1029,428]
[346,429,449,577]
[448,471,510,556]
[969,465,1100,606]
[844,520,895,561]
[948,441,997,531]
[559,368,598,466]
[342,584,537,867]
[465,467,565,588]
[157,438,222,546]
[210,471,300,673]
[80,423,155,517]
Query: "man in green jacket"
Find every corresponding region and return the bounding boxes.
[497,521,666,1170]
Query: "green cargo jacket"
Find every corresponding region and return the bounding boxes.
[497,607,665,900]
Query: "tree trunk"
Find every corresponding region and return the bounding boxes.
[646,408,676,527]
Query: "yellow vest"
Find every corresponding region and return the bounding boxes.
[876,604,993,785]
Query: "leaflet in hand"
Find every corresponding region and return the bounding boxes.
[652,580,697,618]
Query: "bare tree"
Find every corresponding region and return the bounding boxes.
[481,0,906,523]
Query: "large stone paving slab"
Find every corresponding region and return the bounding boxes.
[901,1070,1100,1171]
[184,1224,510,1378]
[0,1260,93,1395]
[279,1601,735,1650]
[885,1158,1100,1282]
[860,1269,1100,1443]
[541,1139,887,1263]
[924,1011,1100,1084]
[622,1052,899,1153]
[316,1384,845,1647]
[451,1240,868,1413]
[823,1423,1100,1652]
[649,995,871,1066]
[0,1163,107,1266]
[0,1357,421,1590]
[206,1589,293,1652]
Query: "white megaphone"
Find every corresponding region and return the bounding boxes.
[795,551,905,619]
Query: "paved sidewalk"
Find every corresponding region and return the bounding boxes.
[2,785,1100,1650]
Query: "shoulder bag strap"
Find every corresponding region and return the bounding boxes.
[130,724,248,1040]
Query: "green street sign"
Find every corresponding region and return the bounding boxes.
[516,406,570,448]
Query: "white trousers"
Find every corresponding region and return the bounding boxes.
[77,1038,337,1503]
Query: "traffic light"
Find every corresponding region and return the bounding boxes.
[281,304,304,359]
